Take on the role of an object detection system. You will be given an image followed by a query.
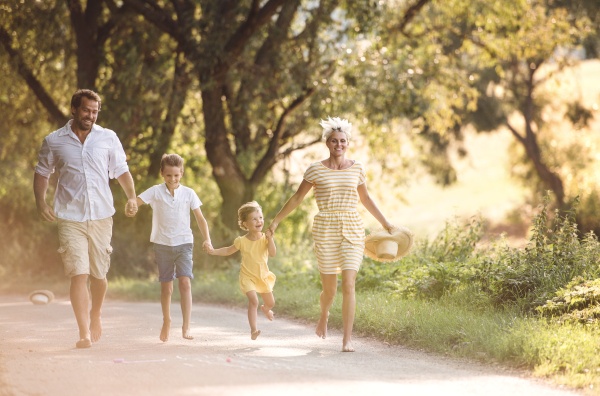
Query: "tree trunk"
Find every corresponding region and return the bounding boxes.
[201,81,249,236]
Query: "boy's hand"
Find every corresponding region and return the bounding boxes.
[202,240,214,254]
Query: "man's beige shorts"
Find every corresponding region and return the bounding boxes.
[57,217,113,279]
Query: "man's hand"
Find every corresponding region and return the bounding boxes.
[36,201,56,222]
[202,240,214,254]
[266,222,278,237]
[125,198,138,217]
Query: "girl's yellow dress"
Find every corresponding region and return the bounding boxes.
[303,161,367,274]
[234,234,276,294]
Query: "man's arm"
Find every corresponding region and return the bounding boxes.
[117,172,137,217]
[33,173,56,222]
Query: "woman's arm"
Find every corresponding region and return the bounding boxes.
[266,233,276,257]
[357,182,394,233]
[266,179,313,234]
[209,245,239,256]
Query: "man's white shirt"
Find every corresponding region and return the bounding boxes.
[35,121,129,222]
[138,184,202,246]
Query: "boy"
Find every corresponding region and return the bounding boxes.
[136,154,213,341]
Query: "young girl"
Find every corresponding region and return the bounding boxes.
[209,201,276,340]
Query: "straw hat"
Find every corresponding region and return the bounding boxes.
[29,290,55,305]
[364,226,414,263]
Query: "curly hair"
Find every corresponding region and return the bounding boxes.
[238,201,262,231]
[71,89,101,113]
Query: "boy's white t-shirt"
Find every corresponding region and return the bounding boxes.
[138,183,202,246]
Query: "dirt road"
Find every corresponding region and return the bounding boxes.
[0,295,580,396]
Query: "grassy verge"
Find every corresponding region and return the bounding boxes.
[102,271,600,394]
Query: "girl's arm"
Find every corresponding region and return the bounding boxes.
[266,233,276,257]
[192,207,213,253]
[266,179,313,235]
[209,245,239,256]
[136,197,146,207]
[357,182,394,233]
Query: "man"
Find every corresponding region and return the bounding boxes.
[34,89,138,348]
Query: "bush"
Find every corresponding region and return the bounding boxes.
[474,195,600,310]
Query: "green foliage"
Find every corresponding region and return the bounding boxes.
[475,195,600,310]
[356,215,483,299]
[537,277,600,324]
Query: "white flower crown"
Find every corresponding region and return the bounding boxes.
[319,116,352,141]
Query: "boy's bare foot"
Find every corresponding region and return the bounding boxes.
[342,338,355,352]
[251,330,261,340]
[90,314,102,343]
[160,320,171,342]
[315,312,329,339]
[260,305,274,321]
[182,327,194,340]
[76,337,92,348]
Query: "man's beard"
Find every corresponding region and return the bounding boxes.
[76,118,93,131]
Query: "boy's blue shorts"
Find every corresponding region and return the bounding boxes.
[153,243,194,282]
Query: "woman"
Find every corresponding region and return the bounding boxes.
[266,117,393,352]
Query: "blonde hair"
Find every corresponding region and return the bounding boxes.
[160,154,184,172]
[238,201,262,231]
[320,116,352,141]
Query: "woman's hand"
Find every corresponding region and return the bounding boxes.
[266,222,278,237]
[381,220,395,234]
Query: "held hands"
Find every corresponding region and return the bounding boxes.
[36,201,56,222]
[125,198,138,217]
[265,222,278,238]
[202,240,214,254]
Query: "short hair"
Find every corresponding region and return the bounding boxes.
[160,154,184,172]
[71,89,101,112]
[320,116,352,141]
[238,201,262,231]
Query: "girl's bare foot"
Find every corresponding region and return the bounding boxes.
[90,314,102,343]
[160,319,171,342]
[251,329,261,340]
[315,312,329,339]
[342,337,355,352]
[182,327,194,340]
[260,305,274,321]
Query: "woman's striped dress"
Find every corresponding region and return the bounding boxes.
[303,161,366,274]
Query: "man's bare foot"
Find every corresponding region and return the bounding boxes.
[90,314,102,343]
[251,330,261,340]
[315,312,329,339]
[160,320,171,342]
[260,305,274,321]
[76,337,92,348]
[342,338,355,352]
[182,327,194,340]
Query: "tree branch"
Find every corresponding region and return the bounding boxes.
[505,121,525,145]
[223,0,287,61]
[396,0,431,34]
[121,0,183,42]
[0,26,68,127]
[250,86,316,184]
[276,137,321,160]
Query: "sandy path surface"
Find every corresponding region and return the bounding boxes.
[0,295,580,396]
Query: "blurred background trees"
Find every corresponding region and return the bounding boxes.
[1,0,598,279]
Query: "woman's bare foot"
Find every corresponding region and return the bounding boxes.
[251,330,261,340]
[260,305,274,321]
[160,319,171,342]
[342,337,355,352]
[89,314,102,343]
[182,327,194,340]
[76,336,92,348]
[315,312,329,339]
